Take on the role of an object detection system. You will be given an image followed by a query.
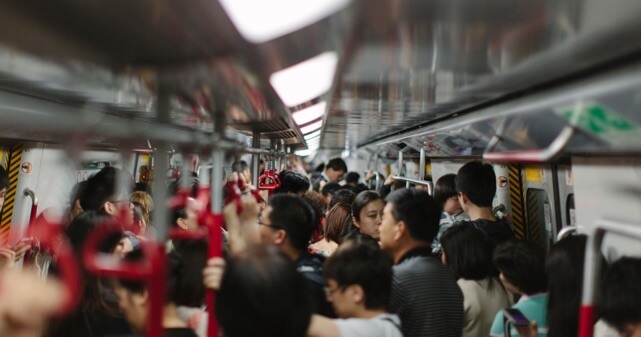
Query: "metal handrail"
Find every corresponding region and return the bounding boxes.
[483,124,575,163]
[557,225,578,241]
[579,219,641,337]
[391,175,433,195]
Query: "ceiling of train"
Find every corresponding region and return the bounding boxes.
[0,0,641,159]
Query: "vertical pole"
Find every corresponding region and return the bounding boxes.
[374,153,380,191]
[251,132,260,186]
[419,148,426,181]
[398,150,404,177]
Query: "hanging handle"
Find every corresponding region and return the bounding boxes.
[483,124,575,163]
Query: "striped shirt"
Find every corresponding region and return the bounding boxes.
[389,247,463,337]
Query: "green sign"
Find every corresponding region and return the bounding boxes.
[556,103,639,135]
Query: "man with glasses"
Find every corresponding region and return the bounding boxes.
[78,166,134,226]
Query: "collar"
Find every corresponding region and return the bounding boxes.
[397,246,433,264]
[321,172,330,181]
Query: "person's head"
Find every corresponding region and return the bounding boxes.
[68,180,87,220]
[345,172,360,185]
[599,257,641,336]
[130,191,153,229]
[546,235,587,337]
[274,170,310,195]
[325,202,353,244]
[217,245,311,337]
[351,191,384,240]
[171,197,198,231]
[301,191,326,241]
[456,161,496,211]
[112,246,205,333]
[133,182,152,194]
[321,182,342,207]
[232,160,251,182]
[323,235,393,318]
[79,167,134,224]
[434,174,462,215]
[493,239,547,296]
[329,189,356,210]
[439,223,495,280]
[259,194,315,254]
[380,189,441,255]
[324,158,347,182]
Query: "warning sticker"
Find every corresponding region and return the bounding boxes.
[525,167,545,183]
[21,162,32,174]
[497,176,508,189]
[565,169,574,186]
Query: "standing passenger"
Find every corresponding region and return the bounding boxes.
[432,173,469,252]
[379,188,463,337]
[312,158,347,192]
[351,191,385,240]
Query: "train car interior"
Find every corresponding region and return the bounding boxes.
[0,1,640,337]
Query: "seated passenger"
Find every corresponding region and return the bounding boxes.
[440,224,512,337]
[215,245,312,337]
[380,188,463,337]
[307,235,402,337]
[599,257,641,337]
[456,161,513,249]
[432,173,469,252]
[351,191,384,240]
[112,249,201,337]
[491,239,548,337]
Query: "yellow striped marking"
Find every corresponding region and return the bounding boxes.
[508,164,525,239]
[0,143,23,245]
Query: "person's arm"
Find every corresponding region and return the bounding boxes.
[307,314,340,337]
[224,174,260,254]
[203,257,225,291]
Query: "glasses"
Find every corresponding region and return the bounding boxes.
[323,286,344,297]
[257,219,283,230]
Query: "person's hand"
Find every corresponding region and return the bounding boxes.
[203,257,225,291]
[515,321,538,337]
[0,248,16,271]
[223,181,260,254]
[365,170,375,181]
[384,175,395,186]
[10,239,32,262]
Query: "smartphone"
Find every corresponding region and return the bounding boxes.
[503,308,531,326]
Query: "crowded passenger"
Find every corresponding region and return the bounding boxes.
[380,188,463,337]
[345,172,360,187]
[302,190,327,243]
[77,167,134,226]
[599,257,641,337]
[274,170,311,195]
[329,188,356,210]
[312,158,348,192]
[321,182,343,211]
[440,224,512,337]
[351,191,384,240]
[309,202,352,256]
[432,173,469,253]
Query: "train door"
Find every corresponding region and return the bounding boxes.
[520,165,559,250]
[556,163,576,229]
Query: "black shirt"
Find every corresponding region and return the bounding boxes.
[459,218,514,248]
[164,328,198,337]
[295,252,336,318]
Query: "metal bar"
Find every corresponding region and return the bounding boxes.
[579,219,641,337]
[391,175,433,195]
[397,150,404,176]
[374,153,380,191]
[483,124,575,163]
[556,225,577,241]
[251,132,261,187]
[419,148,426,180]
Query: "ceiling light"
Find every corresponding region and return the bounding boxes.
[270,52,338,107]
[219,0,350,44]
[295,149,315,157]
[304,130,321,140]
[300,120,323,134]
[293,101,327,125]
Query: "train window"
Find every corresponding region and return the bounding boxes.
[566,194,576,227]
[525,188,554,250]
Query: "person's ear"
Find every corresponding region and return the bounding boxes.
[352,215,360,228]
[273,229,287,246]
[458,192,469,205]
[395,221,407,241]
[177,218,188,230]
[349,285,365,304]
[104,201,116,215]
[131,289,149,308]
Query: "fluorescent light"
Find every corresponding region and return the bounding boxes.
[270,52,339,107]
[304,130,321,140]
[300,120,323,134]
[219,0,350,44]
[295,149,314,157]
[293,101,327,125]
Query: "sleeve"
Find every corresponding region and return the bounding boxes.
[335,318,402,337]
[489,310,505,337]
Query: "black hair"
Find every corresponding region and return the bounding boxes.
[546,235,587,337]
[321,182,342,197]
[433,174,458,207]
[329,189,356,210]
[350,183,369,195]
[493,239,547,295]
[352,191,383,222]
[440,223,497,280]
[171,206,188,228]
[456,161,496,208]
[217,245,311,337]
[599,257,641,332]
[268,194,315,251]
[345,172,360,185]
[69,180,88,209]
[0,165,8,190]
[324,235,393,310]
[133,182,152,194]
[326,158,347,173]
[79,167,132,212]
[274,170,310,194]
[385,189,441,243]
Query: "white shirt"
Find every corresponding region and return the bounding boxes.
[335,313,403,337]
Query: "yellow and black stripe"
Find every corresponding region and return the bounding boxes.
[0,143,23,245]
[508,164,526,239]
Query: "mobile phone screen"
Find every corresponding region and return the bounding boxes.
[504,308,530,325]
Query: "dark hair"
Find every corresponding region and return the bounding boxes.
[352,191,383,222]
[325,202,353,244]
[434,174,458,207]
[493,239,547,295]
[456,161,496,208]
[324,235,393,310]
[133,182,152,194]
[329,189,356,209]
[171,205,188,227]
[79,167,132,212]
[274,170,310,194]
[0,165,8,190]
[116,243,205,306]
[326,158,347,173]
[599,257,641,332]
[440,223,496,280]
[345,172,360,185]
[232,161,249,174]
[385,189,441,243]
[350,183,369,195]
[321,182,342,197]
[217,245,311,337]
[69,180,88,209]
[301,191,326,240]
[268,194,315,251]
[546,235,587,337]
